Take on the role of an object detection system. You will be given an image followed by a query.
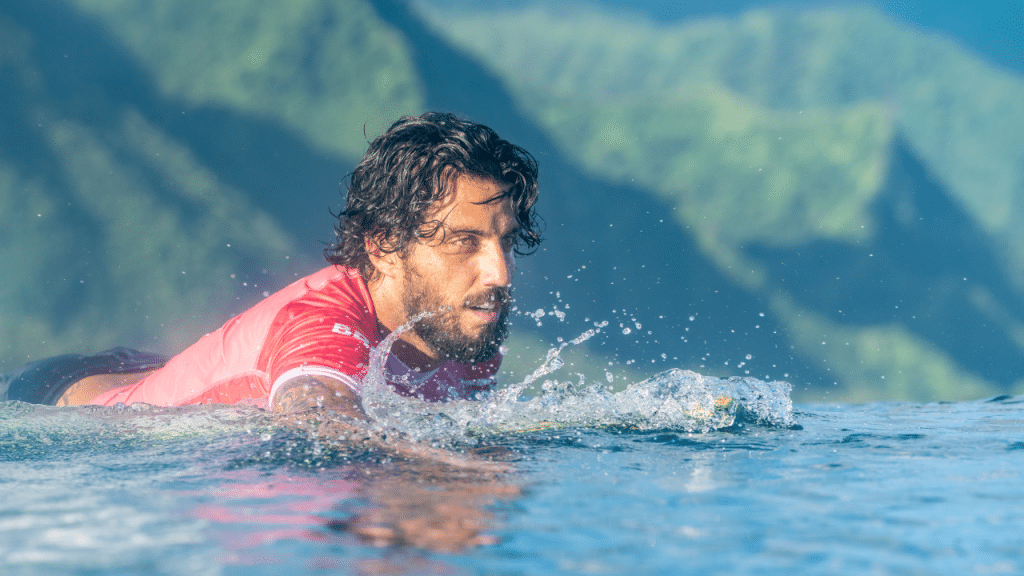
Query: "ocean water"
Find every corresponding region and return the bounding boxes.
[2,362,1022,575]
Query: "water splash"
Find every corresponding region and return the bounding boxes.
[360,309,434,423]
[462,369,795,438]
[354,319,796,445]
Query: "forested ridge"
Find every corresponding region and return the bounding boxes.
[2,0,1021,401]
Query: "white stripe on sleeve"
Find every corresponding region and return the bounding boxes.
[269,366,361,407]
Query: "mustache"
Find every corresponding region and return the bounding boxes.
[463,287,511,309]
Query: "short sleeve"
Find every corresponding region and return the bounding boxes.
[258,279,380,401]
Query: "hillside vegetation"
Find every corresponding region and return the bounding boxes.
[71,0,425,159]
[0,0,424,366]
[417,2,1024,400]
[424,5,1024,256]
[4,0,1022,401]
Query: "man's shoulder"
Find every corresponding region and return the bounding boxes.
[226,266,364,327]
[288,265,374,316]
[263,265,377,343]
[290,265,364,295]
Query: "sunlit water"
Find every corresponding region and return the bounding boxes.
[3,325,1023,575]
[3,367,1023,574]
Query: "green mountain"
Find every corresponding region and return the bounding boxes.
[415,2,1024,401]
[421,4,1024,253]
[0,0,413,365]
[69,0,425,160]
[3,0,1021,402]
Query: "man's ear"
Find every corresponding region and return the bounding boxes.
[365,235,402,279]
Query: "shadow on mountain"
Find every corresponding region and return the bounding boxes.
[745,135,1024,390]
[1,0,360,348]
[371,0,833,387]
[2,1,350,260]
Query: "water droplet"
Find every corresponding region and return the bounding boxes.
[622,327,632,335]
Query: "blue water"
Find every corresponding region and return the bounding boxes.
[2,377,1023,575]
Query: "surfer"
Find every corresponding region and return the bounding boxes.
[1,112,542,418]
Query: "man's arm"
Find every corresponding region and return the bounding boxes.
[271,374,511,474]
[271,374,366,420]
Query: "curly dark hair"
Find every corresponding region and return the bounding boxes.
[326,112,542,280]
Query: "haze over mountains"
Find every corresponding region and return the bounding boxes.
[2,0,1021,401]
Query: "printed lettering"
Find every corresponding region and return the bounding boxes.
[332,323,370,348]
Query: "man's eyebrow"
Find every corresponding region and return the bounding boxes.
[445,224,521,237]
[445,225,486,236]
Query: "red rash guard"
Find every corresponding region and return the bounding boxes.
[89,266,500,409]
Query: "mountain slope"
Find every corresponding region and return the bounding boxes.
[415,2,1024,399]
[5,0,1015,400]
[0,0,420,366]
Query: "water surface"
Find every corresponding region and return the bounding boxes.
[1,375,1022,575]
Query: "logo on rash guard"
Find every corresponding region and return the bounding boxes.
[332,323,370,348]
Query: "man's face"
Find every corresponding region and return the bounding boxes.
[397,175,516,365]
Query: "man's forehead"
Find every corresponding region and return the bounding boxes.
[428,174,513,221]
[454,173,510,200]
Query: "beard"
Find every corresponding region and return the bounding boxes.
[401,271,510,365]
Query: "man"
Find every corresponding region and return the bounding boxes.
[1,112,542,417]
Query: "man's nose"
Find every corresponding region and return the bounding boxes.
[479,241,513,287]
